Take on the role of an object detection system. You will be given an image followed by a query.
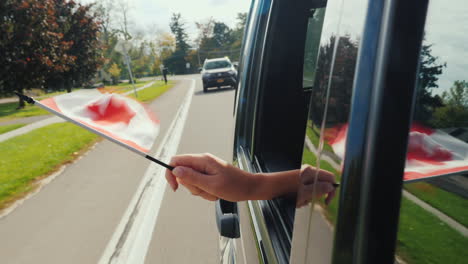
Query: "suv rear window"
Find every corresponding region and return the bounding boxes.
[204,60,231,70]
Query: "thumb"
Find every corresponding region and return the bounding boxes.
[172,166,209,188]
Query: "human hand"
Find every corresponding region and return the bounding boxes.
[296,165,336,208]
[165,153,257,202]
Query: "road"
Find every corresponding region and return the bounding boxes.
[0,75,236,263]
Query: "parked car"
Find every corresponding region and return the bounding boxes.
[216,0,468,263]
[201,57,238,92]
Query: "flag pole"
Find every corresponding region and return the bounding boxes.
[15,92,174,171]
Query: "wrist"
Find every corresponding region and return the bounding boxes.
[249,170,300,201]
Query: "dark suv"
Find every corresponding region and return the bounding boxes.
[201,57,237,92]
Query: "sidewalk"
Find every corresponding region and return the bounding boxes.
[304,136,468,237]
[0,81,156,144]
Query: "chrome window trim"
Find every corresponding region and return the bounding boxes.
[237,146,279,264]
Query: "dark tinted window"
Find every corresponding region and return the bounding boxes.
[204,60,231,70]
[293,0,368,262]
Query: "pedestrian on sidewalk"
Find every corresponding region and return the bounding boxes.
[162,67,169,85]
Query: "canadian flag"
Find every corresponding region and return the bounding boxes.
[40,90,159,153]
[325,123,468,181]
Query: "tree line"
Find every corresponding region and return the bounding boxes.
[0,0,247,107]
[1,0,102,107]
[308,33,468,130]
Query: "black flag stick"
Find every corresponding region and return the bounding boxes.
[15,92,174,171]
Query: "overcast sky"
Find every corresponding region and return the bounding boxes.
[80,0,251,43]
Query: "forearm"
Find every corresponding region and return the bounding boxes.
[247,169,300,200]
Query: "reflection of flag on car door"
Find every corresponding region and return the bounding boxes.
[40,90,159,153]
[325,123,468,182]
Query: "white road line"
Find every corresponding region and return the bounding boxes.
[98,79,196,264]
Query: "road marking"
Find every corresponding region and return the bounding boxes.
[99,79,196,264]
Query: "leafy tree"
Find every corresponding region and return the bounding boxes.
[212,22,233,49]
[108,63,121,85]
[413,43,446,124]
[49,0,103,92]
[430,80,468,128]
[309,35,358,126]
[0,0,74,107]
[229,12,248,61]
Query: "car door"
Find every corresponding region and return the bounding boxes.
[218,0,325,263]
[291,0,468,263]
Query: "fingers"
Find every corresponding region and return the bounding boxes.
[301,165,336,184]
[178,180,219,201]
[165,169,178,191]
[325,188,336,205]
[172,166,216,191]
[165,153,215,192]
[296,180,335,208]
[169,153,220,175]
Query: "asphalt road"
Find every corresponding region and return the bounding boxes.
[0,75,236,264]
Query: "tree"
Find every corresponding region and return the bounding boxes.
[212,22,233,49]
[308,35,359,126]
[50,0,104,92]
[166,13,190,74]
[430,80,468,128]
[413,43,446,124]
[0,0,75,107]
[229,13,248,61]
[108,63,121,85]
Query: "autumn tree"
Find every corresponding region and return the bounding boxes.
[108,63,121,85]
[48,0,103,92]
[0,0,74,107]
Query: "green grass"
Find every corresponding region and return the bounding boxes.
[404,182,468,227]
[103,80,152,93]
[0,123,99,209]
[0,124,26,135]
[302,147,468,263]
[306,126,335,153]
[302,147,341,223]
[397,197,468,264]
[129,81,175,102]
[0,102,50,122]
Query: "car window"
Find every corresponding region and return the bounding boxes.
[396,1,468,263]
[204,60,232,70]
[302,7,326,89]
[292,0,368,262]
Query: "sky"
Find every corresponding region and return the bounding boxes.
[80,0,251,43]
[321,0,468,95]
[80,0,466,95]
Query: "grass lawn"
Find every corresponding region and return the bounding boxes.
[101,80,152,93]
[306,126,335,153]
[129,80,175,102]
[0,102,50,122]
[302,147,468,264]
[404,181,468,227]
[397,197,468,264]
[0,124,26,135]
[0,123,99,210]
[302,147,341,223]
